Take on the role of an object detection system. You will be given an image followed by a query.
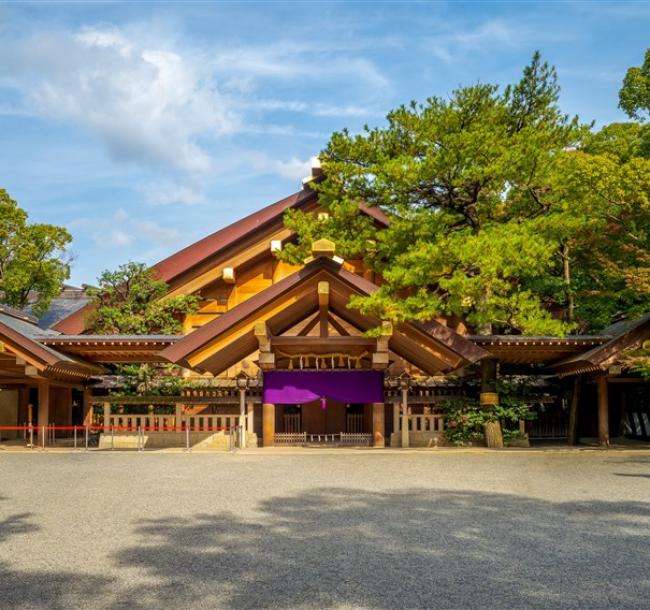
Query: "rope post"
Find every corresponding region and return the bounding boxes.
[42,425,45,450]
[138,426,143,452]
[74,426,77,450]
[29,424,34,449]
[111,425,114,451]
[186,426,190,452]
[85,425,89,451]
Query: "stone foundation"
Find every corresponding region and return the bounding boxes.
[390,431,446,448]
[99,431,258,450]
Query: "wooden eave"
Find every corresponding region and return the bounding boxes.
[160,257,487,376]
[469,335,609,365]
[551,313,650,376]
[0,321,103,381]
[39,336,180,363]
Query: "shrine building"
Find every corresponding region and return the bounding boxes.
[1,166,649,449]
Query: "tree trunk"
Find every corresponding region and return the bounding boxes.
[567,376,581,445]
[562,242,575,324]
[480,358,503,448]
[484,421,504,449]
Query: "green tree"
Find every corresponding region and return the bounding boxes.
[619,48,650,121]
[549,127,650,330]
[85,262,198,334]
[282,52,584,335]
[0,189,72,317]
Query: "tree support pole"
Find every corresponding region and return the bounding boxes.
[481,358,503,449]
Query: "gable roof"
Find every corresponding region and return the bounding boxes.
[552,313,650,376]
[160,256,487,376]
[52,187,390,334]
[0,320,103,381]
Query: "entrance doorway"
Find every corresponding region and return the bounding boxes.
[278,401,371,436]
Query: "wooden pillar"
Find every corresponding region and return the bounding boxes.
[372,402,385,448]
[82,388,93,426]
[37,380,50,446]
[263,403,275,447]
[392,401,400,438]
[247,402,254,437]
[401,387,409,449]
[175,403,183,430]
[567,376,581,445]
[61,387,73,426]
[239,389,247,448]
[597,375,610,446]
[103,402,111,430]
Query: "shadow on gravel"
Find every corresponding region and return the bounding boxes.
[109,488,650,610]
[0,508,110,609]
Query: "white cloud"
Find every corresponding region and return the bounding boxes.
[212,42,389,90]
[143,181,208,206]
[244,152,312,182]
[0,23,388,181]
[247,99,375,118]
[429,20,522,62]
[0,26,241,174]
[71,209,180,249]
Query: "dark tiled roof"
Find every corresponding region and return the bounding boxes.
[0,308,59,338]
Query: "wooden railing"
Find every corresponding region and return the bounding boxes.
[399,413,444,433]
[275,432,307,445]
[107,414,240,431]
[273,432,373,447]
[340,432,372,446]
[108,414,176,430]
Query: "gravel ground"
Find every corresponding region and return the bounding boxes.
[1,448,649,609]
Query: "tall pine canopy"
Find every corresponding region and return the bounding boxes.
[282,52,650,335]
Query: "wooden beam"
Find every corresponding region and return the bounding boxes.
[318,281,329,338]
[163,227,293,299]
[326,313,350,337]
[297,313,320,337]
[254,321,271,352]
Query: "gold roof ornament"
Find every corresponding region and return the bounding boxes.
[311,238,336,257]
[304,238,345,265]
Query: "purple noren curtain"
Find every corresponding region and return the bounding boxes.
[262,371,384,405]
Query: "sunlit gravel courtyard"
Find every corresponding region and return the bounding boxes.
[1,449,649,609]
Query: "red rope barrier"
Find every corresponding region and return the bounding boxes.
[0,425,236,432]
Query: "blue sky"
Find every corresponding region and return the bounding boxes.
[1,1,648,286]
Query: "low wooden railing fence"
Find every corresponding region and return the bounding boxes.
[108,414,240,432]
[399,413,444,433]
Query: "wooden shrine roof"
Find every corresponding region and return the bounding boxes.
[160,254,488,376]
[52,187,390,334]
[0,319,103,384]
[551,313,650,376]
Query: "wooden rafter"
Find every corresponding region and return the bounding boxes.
[326,313,350,337]
[297,313,320,337]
